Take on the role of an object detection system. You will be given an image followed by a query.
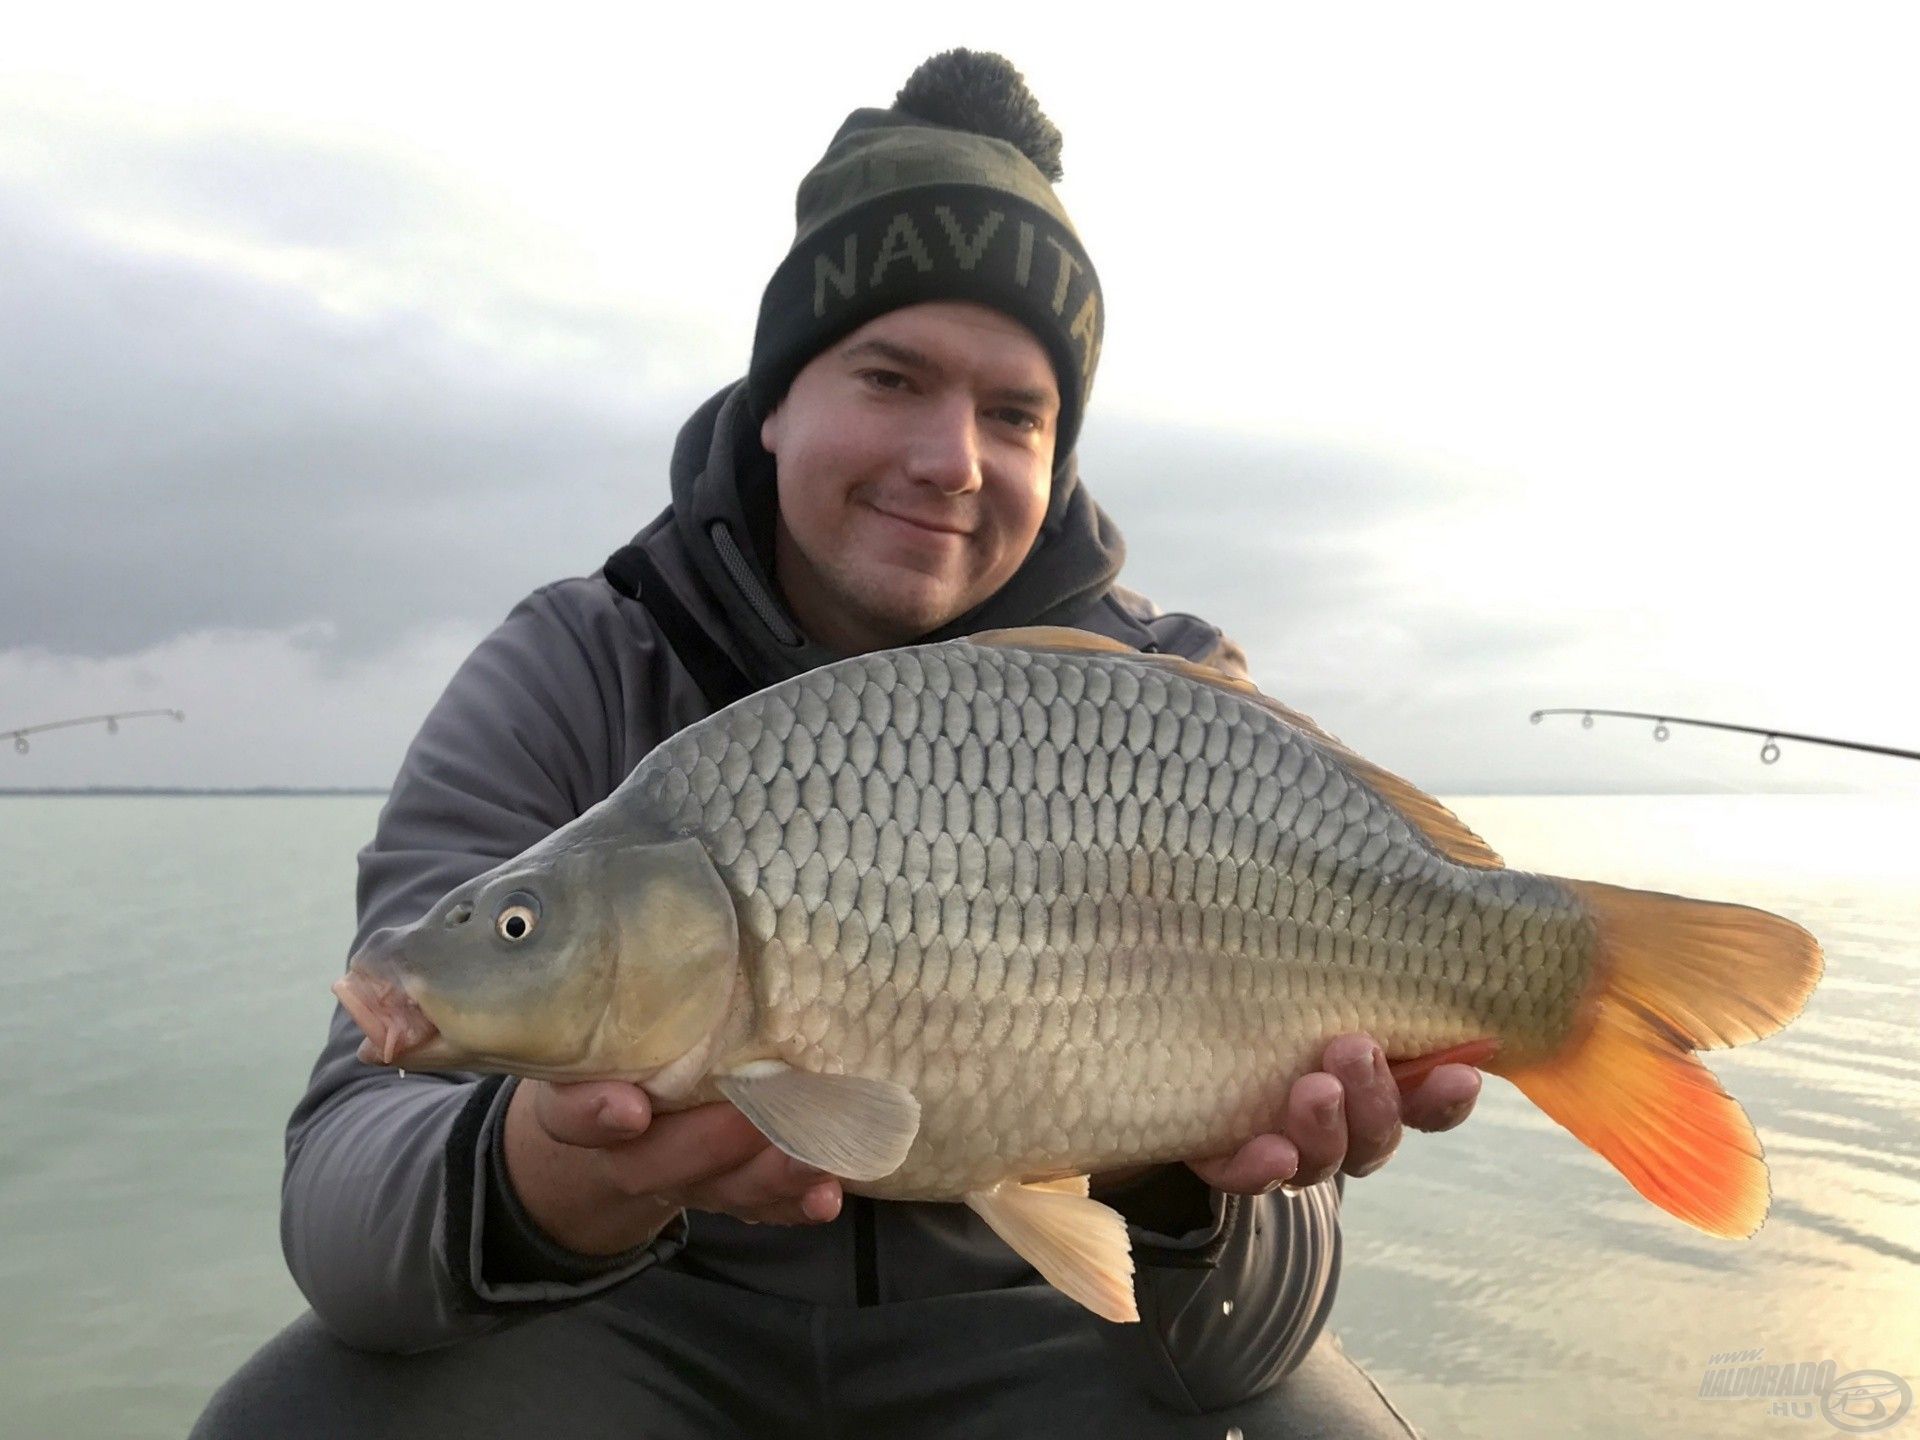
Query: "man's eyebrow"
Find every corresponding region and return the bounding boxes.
[839,338,1058,410]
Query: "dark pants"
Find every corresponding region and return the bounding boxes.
[192,1271,1420,1439]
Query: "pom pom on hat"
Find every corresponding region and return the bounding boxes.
[894,49,1065,183]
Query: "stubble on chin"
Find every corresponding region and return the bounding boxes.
[834,562,963,647]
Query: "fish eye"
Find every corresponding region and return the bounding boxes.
[495,892,541,942]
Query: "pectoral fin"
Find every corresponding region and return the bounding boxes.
[714,1061,920,1183]
[965,1177,1139,1324]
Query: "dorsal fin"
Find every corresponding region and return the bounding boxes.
[963,625,1504,870]
[969,625,1140,657]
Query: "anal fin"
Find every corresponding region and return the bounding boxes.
[1388,1037,1501,1095]
[965,1177,1138,1324]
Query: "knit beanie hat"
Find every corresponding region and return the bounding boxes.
[747,49,1104,461]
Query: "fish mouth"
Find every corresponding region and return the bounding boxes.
[333,965,444,1068]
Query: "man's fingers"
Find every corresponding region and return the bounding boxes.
[1188,1133,1299,1194]
[688,1144,844,1224]
[539,1089,844,1226]
[533,1080,653,1148]
[596,1102,770,1198]
[759,1180,844,1227]
[1323,1034,1402,1177]
[731,1179,845,1228]
[1402,1064,1482,1133]
[1182,1039,1483,1202]
[1285,1071,1347,1188]
[800,1180,845,1223]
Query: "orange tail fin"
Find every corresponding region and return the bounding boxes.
[1488,878,1823,1238]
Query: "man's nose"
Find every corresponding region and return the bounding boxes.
[907,396,984,494]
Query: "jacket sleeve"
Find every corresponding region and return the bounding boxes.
[281,583,689,1354]
[1084,596,1345,1410]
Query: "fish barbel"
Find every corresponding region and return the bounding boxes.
[335,627,1823,1322]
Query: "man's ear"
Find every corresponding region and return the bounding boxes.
[760,401,783,455]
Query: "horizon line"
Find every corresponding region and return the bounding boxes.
[1,785,1895,799]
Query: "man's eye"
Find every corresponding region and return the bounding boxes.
[862,369,909,391]
[998,409,1041,431]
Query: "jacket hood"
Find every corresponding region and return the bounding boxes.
[645,379,1127,691]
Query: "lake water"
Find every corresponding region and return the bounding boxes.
[1,794,1914,1437]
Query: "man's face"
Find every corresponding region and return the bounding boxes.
[760,301,1059,655]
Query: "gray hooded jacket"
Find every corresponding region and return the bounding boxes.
[280,382,1343,1411]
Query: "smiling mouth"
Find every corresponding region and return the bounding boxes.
[870,505,970,537]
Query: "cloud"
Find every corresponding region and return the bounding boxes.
[0,108,1488,680]
[0,181,702,660]
[0,157,1618,791]
[9,91,1898,795]
[1082,421,1533,653]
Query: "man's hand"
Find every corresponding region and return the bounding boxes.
[1186,1032,1482,1195]
[501,1079,844,1257]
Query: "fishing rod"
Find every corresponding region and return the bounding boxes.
[6,709,186,755]
[1529,708,1920,766]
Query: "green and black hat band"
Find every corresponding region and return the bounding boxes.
[747,184,1103,461]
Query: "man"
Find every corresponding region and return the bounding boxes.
[194,49,1478,1438]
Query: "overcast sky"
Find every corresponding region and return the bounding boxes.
[3,3,1916,795]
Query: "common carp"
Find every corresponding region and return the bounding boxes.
[333,627,1823,1323]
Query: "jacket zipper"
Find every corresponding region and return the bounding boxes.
[852,1196,879,1306]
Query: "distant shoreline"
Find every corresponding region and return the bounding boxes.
[0,786,388,797]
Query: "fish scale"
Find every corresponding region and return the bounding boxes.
[634,637,1592,1198]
